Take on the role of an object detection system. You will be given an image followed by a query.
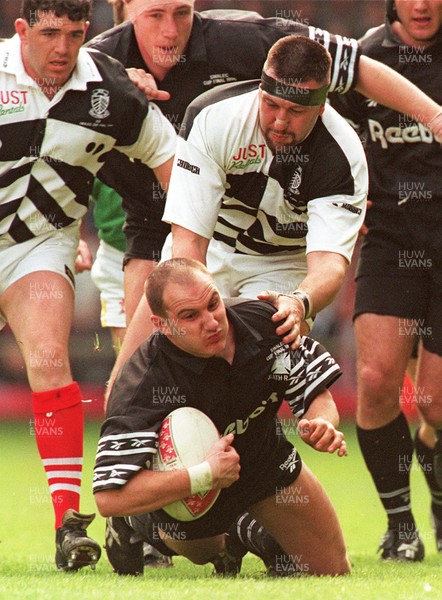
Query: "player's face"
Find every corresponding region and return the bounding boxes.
[394,0,442,45]
[259,84,325,153]
[127,0,194,75]
[160,274,231,360]
[15,12,88,95]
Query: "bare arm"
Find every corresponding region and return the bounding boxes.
[95,434,240,517]
[297,389,347,457]
[171,224,210,263]
[258,251,348,348]
[124,258,157,325]
[105,293,153,407]
[356,55,441,133]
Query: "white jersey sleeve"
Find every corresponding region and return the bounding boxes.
[115,102,176,169]
[163,122,227,239]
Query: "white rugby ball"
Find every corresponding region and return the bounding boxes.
[155,407,221,521]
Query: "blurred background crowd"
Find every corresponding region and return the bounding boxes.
[0,1,388,413]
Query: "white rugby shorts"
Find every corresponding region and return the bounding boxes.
[0,224,79,330]
[90,240,126,329]
[161,235,307,298]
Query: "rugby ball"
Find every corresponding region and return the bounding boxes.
[154,407,221,521]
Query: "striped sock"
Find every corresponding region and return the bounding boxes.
[32,382,84,529]
[357,413,416,531]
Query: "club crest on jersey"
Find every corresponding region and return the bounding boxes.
[284,166,303,205]
[268,345,292,381]
[89,89,110,119]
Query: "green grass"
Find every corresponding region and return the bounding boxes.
[0,420,441,599]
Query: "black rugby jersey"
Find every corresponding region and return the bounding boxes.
[93,300,341,493]
[87,9,361,260]
[329,21,442,211]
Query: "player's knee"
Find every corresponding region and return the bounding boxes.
[357,362,397,406]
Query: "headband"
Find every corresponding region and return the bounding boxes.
[261,72,329,106]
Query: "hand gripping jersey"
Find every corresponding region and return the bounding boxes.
[163,83,367,262]
[0,36,175,247]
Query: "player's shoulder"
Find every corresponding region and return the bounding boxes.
[181,81,259,140]
[198,8,290,33]
[86,21,132,53]
[228,299,280,341]
[358,23,388,55]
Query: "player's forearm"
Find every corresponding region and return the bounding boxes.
[171,224,209,264]
[105,294,153,406]
[355,55,441,128]
[124,258,156,324]
[95,469,191,517]
[297,251,348,316]
[303,390,340,428]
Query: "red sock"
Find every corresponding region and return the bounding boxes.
[32,382,84,529]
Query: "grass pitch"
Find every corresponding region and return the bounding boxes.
[0,420,441,599]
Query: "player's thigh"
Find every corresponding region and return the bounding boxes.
[159,530,224,565]
[247,464,350,576]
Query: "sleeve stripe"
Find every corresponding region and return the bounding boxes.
[94,463,142,473]
[95,448,157,458]
[98,431,157,443]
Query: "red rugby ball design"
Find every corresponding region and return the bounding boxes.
[155,407,221,521]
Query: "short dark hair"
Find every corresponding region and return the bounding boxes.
[265,35,331,85]
[21,0,91,24]
[145,258,213,318]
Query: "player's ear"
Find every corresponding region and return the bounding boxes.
[15,18,29,42]
[151,314,166,333]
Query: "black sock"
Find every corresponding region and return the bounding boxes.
[414,428,442,521]
[357,413,416,531]
[227,512,292,576]
[434,430,442,490]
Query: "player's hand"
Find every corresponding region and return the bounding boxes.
[358,199,373,237]
[257,289,305,350]
[74,239,93,273]
[298,418,347,457]
[205,433,240,489]
[126,68,171,101]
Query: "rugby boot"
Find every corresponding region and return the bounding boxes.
[55,509,101,571]
[378,528,425,562]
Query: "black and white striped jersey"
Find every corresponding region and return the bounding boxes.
[0,35,175,246]
[93,300,341,493]
[88,9,361,260]
[163,83,367,262]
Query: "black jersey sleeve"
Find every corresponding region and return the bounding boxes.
[93,343,168,494]
[285,336,342,417]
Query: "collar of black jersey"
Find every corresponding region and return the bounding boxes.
[157,301,265,374]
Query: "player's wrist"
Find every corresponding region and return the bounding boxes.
[277,290,312,320]
[187,461,213,494]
